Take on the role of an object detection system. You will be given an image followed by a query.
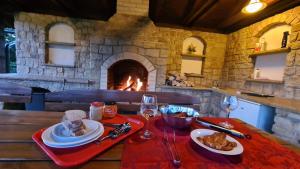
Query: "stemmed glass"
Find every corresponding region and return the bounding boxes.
[219,95,238,128]
[139,94,158,140]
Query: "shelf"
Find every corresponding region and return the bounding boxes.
[184,73,204,78]
[249,48,290,58]
[45,41,76,46]
[44,64,75,68]
[246,79,284,84]
[181,53,205,60]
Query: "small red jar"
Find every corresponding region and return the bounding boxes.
[103,101,117,118]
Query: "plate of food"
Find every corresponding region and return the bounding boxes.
[190,129,243,155]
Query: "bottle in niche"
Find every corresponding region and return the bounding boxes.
[260,38,266,51]
[281,31,289,48]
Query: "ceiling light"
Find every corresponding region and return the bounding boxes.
[242,0,267,13]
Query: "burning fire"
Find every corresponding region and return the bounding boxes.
[136,78,143,91]
[121,76,143,91]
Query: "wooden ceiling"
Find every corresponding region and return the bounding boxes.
[0,0,116,23]
[0,0,299,33]
[149,0,300,33]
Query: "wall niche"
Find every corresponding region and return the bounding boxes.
[249,24,291,82]
[181,37,206,77]
[45,23,76,67]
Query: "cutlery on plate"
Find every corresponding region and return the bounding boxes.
[95,123,131,144]
[195,118,251,139]
[162,128,181,166]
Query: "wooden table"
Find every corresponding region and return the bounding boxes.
[0,110,299,169]
[0,110,122,169]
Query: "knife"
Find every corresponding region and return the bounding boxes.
[195,118,251,139]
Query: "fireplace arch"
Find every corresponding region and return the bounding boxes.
[100,52,157,91]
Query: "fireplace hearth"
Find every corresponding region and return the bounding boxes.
[107,59,148,91]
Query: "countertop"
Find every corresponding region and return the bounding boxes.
[213,88,300,113]
[160,85,300,113]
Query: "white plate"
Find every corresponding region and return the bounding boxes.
[42,120,104,148]
[190,129,243,155]
[51,119,100,142]
[44,134,101,148]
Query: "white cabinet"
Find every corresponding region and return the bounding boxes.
[229,99,275,133]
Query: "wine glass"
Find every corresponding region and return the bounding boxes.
[219,95,238,128]
[139,94,158,140]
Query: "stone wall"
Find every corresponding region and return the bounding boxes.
[222,6,300,99]
[272,108,300,146]
[0,11,227,91]
[12,12,169,90]
[221,6,300,147]
[164,29,227,87]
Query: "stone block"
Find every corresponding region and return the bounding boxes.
[286,51,296,66]
[98,45,112,54]
[274,116,294,130]
[287,113,300,121]
[119,40,132,45]
[291,41,300,49]
[57,67,64,73]
[90,45,99,53]
[160,49,168,58]
[90,37,104,44]
[284,67,296,76]
[113,46,122,54]
[138,47,145,55]
[122,46,138,53]
[105,38,118,45]
[290,32,298,42]
[145,49,159,57]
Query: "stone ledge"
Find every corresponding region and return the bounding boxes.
[0,73,95,84]
[159,86,300,114]
[213,88,300,115]
[159,85,211,91]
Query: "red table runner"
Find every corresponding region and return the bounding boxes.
[121,117,300,169]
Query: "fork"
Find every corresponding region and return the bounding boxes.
[172,129,181,165]
[162,128,181,166]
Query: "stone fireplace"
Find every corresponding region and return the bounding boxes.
[100,52,156,91]
[107,60,147,91]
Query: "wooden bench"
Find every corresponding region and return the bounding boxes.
[0,82,32,110]
[0,82,32,103]
[44,89,200,113]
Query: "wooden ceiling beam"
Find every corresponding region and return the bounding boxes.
[149,0,167,22]
[154,22,223,34]
[183,0,218,26]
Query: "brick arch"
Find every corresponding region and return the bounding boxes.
[100,52,157,91]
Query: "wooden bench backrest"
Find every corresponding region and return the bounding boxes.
[0,82,32,103]
[44,89,200,112]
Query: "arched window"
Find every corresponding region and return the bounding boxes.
[46,23,75,66]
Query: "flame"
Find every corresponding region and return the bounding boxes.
[136,78,143,91]
[121,75,143,91]
[126,76,132,91]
